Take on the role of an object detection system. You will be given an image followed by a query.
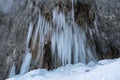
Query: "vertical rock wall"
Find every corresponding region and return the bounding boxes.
[0,0,120,79]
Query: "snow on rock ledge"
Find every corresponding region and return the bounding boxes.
[7,58,120,80]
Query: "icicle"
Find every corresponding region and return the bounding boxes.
[26,23,33,50]
[32,14,41,49]
[51,7,96,66]
[31,12,52,67]
[9,63,16,78]
[20,48,32,75]
[29,3,97,68]
[20,23,33,75]
[93,15,99,36]
[71,0,74,24]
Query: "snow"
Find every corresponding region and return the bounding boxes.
[7,58,120,80]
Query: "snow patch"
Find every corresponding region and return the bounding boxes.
[7,58,120,80]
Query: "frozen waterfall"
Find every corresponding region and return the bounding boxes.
[19,0,97,75]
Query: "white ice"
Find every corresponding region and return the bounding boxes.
[20,48,32,75]
[9,63,16,78]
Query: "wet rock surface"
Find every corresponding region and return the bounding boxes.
[0,0,120,79]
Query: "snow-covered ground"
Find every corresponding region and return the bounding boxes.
[7,58,120,80]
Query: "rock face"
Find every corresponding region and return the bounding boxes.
[0,0,120,79]
[93,0,120,58]
[0,0,28,79]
